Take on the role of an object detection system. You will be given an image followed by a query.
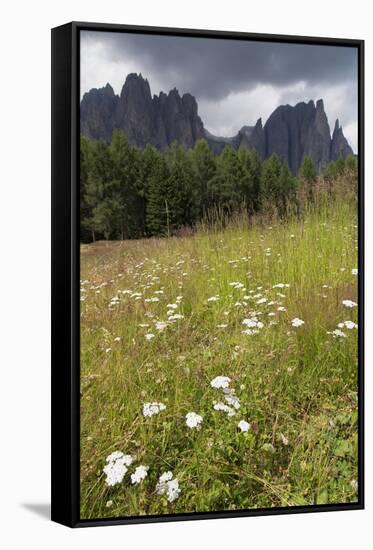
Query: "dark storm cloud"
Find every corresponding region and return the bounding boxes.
[81,30,357,101]
[80,30,358,150]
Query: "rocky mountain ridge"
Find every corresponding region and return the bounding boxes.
[80,73,353,173]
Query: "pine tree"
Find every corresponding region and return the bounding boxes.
[208,145,242,212]
[82,139,113,240]
[191,139,217,216]
[145,156,172,236]
[237,146,263,214]
[109,130,142,239]
[261,153,282,208]
[80,136,94,241]
[300,155,317,201]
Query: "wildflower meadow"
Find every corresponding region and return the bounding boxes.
[80,175,359,519]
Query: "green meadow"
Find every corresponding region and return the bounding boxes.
[80,181,358,519]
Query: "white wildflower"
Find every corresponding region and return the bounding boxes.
[242,318,257,328]
[156,472,180,502]
[207,295,219,302]
[213,402,236,416]
[155,321,168,331]
[229,282,244,289]
[103,452,133,487]
[223,389,240,410]
[332,329,347,338]
[344,320,358,329]
[216,323,228,328]
[145,333,155,341]
[242,329,259,335]
[351,268,358,276]
[280,433,289,446]
[291,318,304,327]
[238,420,251,432]
[131,465,149,485]
[277,306,286,312]
[185,412,203,429]
[342,300,358,308]
[143,402,166,417]
[210,376,231,389]
[168,313,184,321]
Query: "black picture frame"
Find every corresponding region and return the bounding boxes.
[51,21,365,528]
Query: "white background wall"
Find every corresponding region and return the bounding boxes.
[0,1,370,548]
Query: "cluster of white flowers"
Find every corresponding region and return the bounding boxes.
[291,318,304,328]
[109,295,121,307]
[185,411,203,429]
[237,420,251,432]
[144,333,155,341]
[213,401,236,417]
[103,452,133,487]
[207,295,219,302]
[337,320,358,330]
[242,317,264,335]
[331,329,347,338]
[342,299,358,308]
[144,296,160,303]
[154,320,168,331]
[210,376,231,389]
[143,402,166,417]
[131,465,149,485]
[210,375,243,417]
[168,313,184,322]
[229,281,245,289]
[223,388,240,410]
[156,471,181,502]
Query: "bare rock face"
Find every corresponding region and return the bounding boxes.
[331,119,354,160]
[114,73,156,147]
[238,118,266,158]
[80,73,205,149]
[263,99,333,173]
[80,83,118,141]
[80,74,354,173]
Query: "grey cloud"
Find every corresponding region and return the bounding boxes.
[80,30,358,150]
[81,31,357,100]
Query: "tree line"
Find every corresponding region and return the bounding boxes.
[80,130,357,242]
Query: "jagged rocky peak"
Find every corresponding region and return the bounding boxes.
[80,82,119,141]
[80,74,354,173]
[331,118,353,160]
[264,98,333,173]
[120,73,151,99]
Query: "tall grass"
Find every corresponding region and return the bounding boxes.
[80,178,358,519]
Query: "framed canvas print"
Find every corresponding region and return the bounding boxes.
[51,21,364,527]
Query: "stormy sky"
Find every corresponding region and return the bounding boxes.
[80,31,358,151]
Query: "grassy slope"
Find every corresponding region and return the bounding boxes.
[80,195,358,519]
